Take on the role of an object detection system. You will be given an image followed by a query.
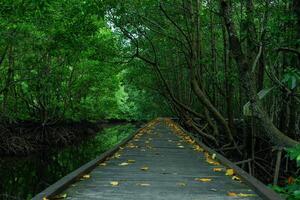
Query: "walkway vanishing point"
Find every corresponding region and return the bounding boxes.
[33,118,283,200]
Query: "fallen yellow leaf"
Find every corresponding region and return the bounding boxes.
[110,181,119,186]
[226,169,234,176]
[178,145,184,148]
[52,193,67,199]
[195,178,212,182]
[227,192,237,197]
[127,159,136,163]
[99,163,107,166]
[113,153,121,159]
[127,143,137,148]
[119,162,129,166]
[176,182,187,187]
[232,176,241,181]
[206,158,220,165]
[140,166,149,171]
[227,192,256,197]
[212,153,216,159]
[193,145,204,152]
[82,174,91,179]
[205,152,220,165]
[42,198,49,200]
[237,193,256,197]
[137,183,151,186]
[213,168,223,172]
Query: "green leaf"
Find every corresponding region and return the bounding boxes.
[293,190,300,199]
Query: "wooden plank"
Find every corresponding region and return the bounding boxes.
[174,120,283,200]
[33,119,283,200]
[61,121,263,200]
[31,123,147,200]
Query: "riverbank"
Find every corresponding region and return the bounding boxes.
[0,123,139,200]
[0,119,143,156]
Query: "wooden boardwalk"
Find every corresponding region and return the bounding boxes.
[35,119,282,200]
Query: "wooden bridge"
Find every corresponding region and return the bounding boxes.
[33,119,282,200]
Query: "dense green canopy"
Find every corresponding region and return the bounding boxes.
[0,0,300,199]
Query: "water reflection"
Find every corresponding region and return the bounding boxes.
[0,124,137,200]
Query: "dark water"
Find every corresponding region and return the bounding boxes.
[0,124,138,200]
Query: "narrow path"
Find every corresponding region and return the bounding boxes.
[60,119,262,200]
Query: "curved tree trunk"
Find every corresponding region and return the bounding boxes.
[220,0,299,148]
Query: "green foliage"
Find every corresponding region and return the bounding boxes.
[272,146,300,200]
[0,0,169,122]
[272,183,300,200]
[282,68,300,90]
[287,145,300,167]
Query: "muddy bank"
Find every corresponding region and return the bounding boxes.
[0,119,142,156]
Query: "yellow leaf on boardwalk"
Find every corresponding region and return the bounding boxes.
[99,163,107,166]
[137,183,151,186]
[193,145,204,152]
[195,178,212,182]
[127,159,136,163]
[227,192,237,197]
[110,181,119,186]
[176,182,187,187]
[225,169,234,176]
[140,166,149,171]
[212,153,216,159]
[205,152,220,165]
[53,193,67,199]
[206,158,220,165]
[238,193,256,197]
[119,162,129,166]
[227,192,256,197]
[127,143,137,148]
[82,174,91,179]
[232,176,241,181]
[213,168,223,172]
[113,153,121,159]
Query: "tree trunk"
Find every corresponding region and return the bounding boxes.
[220,0,299,148]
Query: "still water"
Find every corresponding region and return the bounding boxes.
[0,124,138,200]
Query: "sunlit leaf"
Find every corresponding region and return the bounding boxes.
[110,181,119,186]
[140,166,149,171]
[227,192,237,197]
[195,178,212,182]
[82,174,91,179]
[238,193,256,197]
[232,176,241,181]
[52,193,68,199]
[225,169,234,176]
[119,162,129,166]
[213,168,223,172]
[176,182,187,187]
